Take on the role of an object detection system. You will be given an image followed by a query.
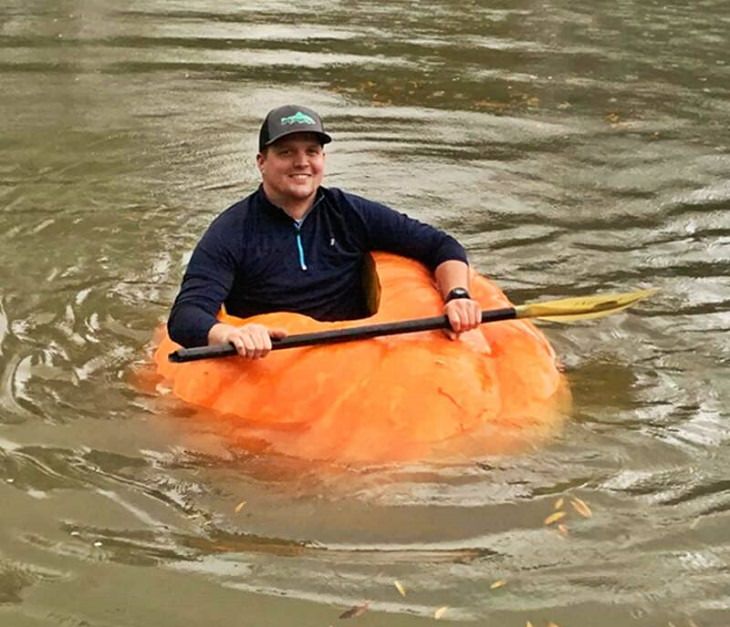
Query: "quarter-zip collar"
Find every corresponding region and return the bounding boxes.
[256,185,327,272]
[257,184,325,224]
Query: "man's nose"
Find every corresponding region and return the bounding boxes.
[293,150,307,166]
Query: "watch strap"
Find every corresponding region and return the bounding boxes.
[445,287,471,303]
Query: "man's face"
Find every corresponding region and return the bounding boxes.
[257,133,325,207]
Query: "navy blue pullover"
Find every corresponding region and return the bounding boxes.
[168,186,468,347]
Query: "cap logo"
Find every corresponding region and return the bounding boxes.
[281,111,316,126]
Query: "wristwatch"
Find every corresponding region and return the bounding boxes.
[445,287,471,303]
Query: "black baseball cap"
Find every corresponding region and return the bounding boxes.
[258,105,332,152]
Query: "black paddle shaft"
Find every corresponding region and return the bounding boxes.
[167,307,517,363]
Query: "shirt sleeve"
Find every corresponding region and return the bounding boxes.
[167,217,239,348]
[344,192,468,270]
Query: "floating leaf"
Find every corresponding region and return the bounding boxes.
[544,511,566,525]
[547,622,560,627]
[394,580,406,597]
[434,606,448,620]
[339,602,369,619]
[570,497,592,518]
[554,498,564,510]
[490,579,506,589]
[526,622,534,627]
[234,500,247,513]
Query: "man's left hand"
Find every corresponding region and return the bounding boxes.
[444,298,482,335]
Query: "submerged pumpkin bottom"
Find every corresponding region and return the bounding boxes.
[153,253,570,463]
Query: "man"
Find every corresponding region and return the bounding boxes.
[168,104,482,359]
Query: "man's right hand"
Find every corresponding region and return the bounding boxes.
[207,323,287,360]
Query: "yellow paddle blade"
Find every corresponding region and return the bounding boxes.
[514,288,658,323]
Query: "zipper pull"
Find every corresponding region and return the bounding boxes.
[294,224,308,271]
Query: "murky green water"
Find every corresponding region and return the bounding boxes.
[1,1,729,625]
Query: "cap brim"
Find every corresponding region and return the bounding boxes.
[263,129,332,149]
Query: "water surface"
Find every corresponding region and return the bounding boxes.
[1,1,729,625]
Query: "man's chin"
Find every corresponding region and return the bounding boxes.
[286,186,316,200]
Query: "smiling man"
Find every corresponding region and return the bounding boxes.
[168,104,481,359]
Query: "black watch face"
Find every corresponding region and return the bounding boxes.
[448,288,470,301]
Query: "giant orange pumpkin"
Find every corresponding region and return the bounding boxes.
[154,253,569,463]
